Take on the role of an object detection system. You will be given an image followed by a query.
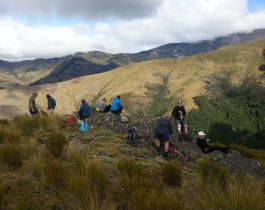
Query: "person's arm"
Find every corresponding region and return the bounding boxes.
[79,104,83,112]
[171,107,177,117]
[29,98,34,111]
[182,107,187,117]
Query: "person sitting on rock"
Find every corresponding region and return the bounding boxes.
[196,131,230,154]
[172,100,188,135]
[46,94,56,116]
[95,97,107,112]
[78,99,91,120]
[111,95,123,114]
[154,117,173,160]
[29,92,39,116]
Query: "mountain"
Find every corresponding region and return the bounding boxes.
[0,39,264,119]
[1,29,265,86]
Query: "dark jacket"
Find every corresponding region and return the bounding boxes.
[172,106,186,120]
[196,136,209,148]
[155,118,173,135]
[79,103,91,117]
[48,98,56,109]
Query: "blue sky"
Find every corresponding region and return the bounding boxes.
[248,0,265,11]
[0,0,265,60]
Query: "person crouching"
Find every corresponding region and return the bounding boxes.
[154,117,173,160]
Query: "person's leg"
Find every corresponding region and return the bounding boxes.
[212,146,229,154]
[163,141,169,160]
[155,139,161,153]
[176,120,181,135]
[183,121,188,135]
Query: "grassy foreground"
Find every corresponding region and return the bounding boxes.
[0,116,264,210]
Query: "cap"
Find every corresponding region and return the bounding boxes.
[198,131,205,136]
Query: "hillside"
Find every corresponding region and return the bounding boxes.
[0,39,264,119]
[1,29,265,86]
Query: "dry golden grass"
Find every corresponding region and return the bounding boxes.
[0,39,264,119]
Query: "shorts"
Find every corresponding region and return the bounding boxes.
[176,119,187,126]
[155,129,170,142]
[29,109,39,115]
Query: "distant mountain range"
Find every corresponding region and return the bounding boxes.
[1,28,265,86]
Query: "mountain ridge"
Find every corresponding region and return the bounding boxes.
[1,28,265,86]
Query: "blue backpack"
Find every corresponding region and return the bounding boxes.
[80,120,89,133]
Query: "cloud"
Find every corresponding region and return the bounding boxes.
[0,0,265,60]
[1,0,161,20]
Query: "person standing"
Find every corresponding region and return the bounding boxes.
[46,95,56,116]
[29,92,39,116]
[172,100,188,135]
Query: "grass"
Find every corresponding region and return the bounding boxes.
[191,176,265,210]
[45,132,67,157]
[161,163,182,187]
[0,144,24,168]
[198,158,229,188]
[117,159,144,177]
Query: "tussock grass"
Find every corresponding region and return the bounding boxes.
[117,159,144,177]
[198,158,229,188]
[12,197,39,210]
[129,189,184,210]
[191,177,265,210]
[161,163,182,187]
[43,157,66,188]
[45,133,67,157]
[0,144,24,168]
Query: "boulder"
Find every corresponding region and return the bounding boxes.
[258,64,265,72]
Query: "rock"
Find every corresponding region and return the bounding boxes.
[121,116,129,123]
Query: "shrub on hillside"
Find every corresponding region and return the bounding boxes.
[0,144,23,168]
[0,119,8,126]
[144,72,176,118]
[188,74,265,148]
[161,163,182,187]
[198,159,229,188]
[117,159,144,177]
[46,133,67,157]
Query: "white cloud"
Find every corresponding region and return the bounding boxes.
[0,0,265,60]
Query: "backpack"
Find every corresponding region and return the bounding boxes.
[127,127,139,145]
[80,120,89,133]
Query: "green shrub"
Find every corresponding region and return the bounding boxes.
[46,133,67,157]
[187,74,265,148]
[144,72,176,118]
[117,159,144,177]
[198,159,229,188]
[161,163,182,187]
[44,158,65,188]
[0,144,23,168]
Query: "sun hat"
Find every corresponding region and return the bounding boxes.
[198,131,205,136]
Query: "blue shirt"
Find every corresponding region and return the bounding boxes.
[111,98,123,111]
[79,103,91,117]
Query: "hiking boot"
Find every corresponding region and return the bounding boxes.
[156,146,162,154]
[163,152,169,160]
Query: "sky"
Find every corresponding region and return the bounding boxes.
[0,0,265,61]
